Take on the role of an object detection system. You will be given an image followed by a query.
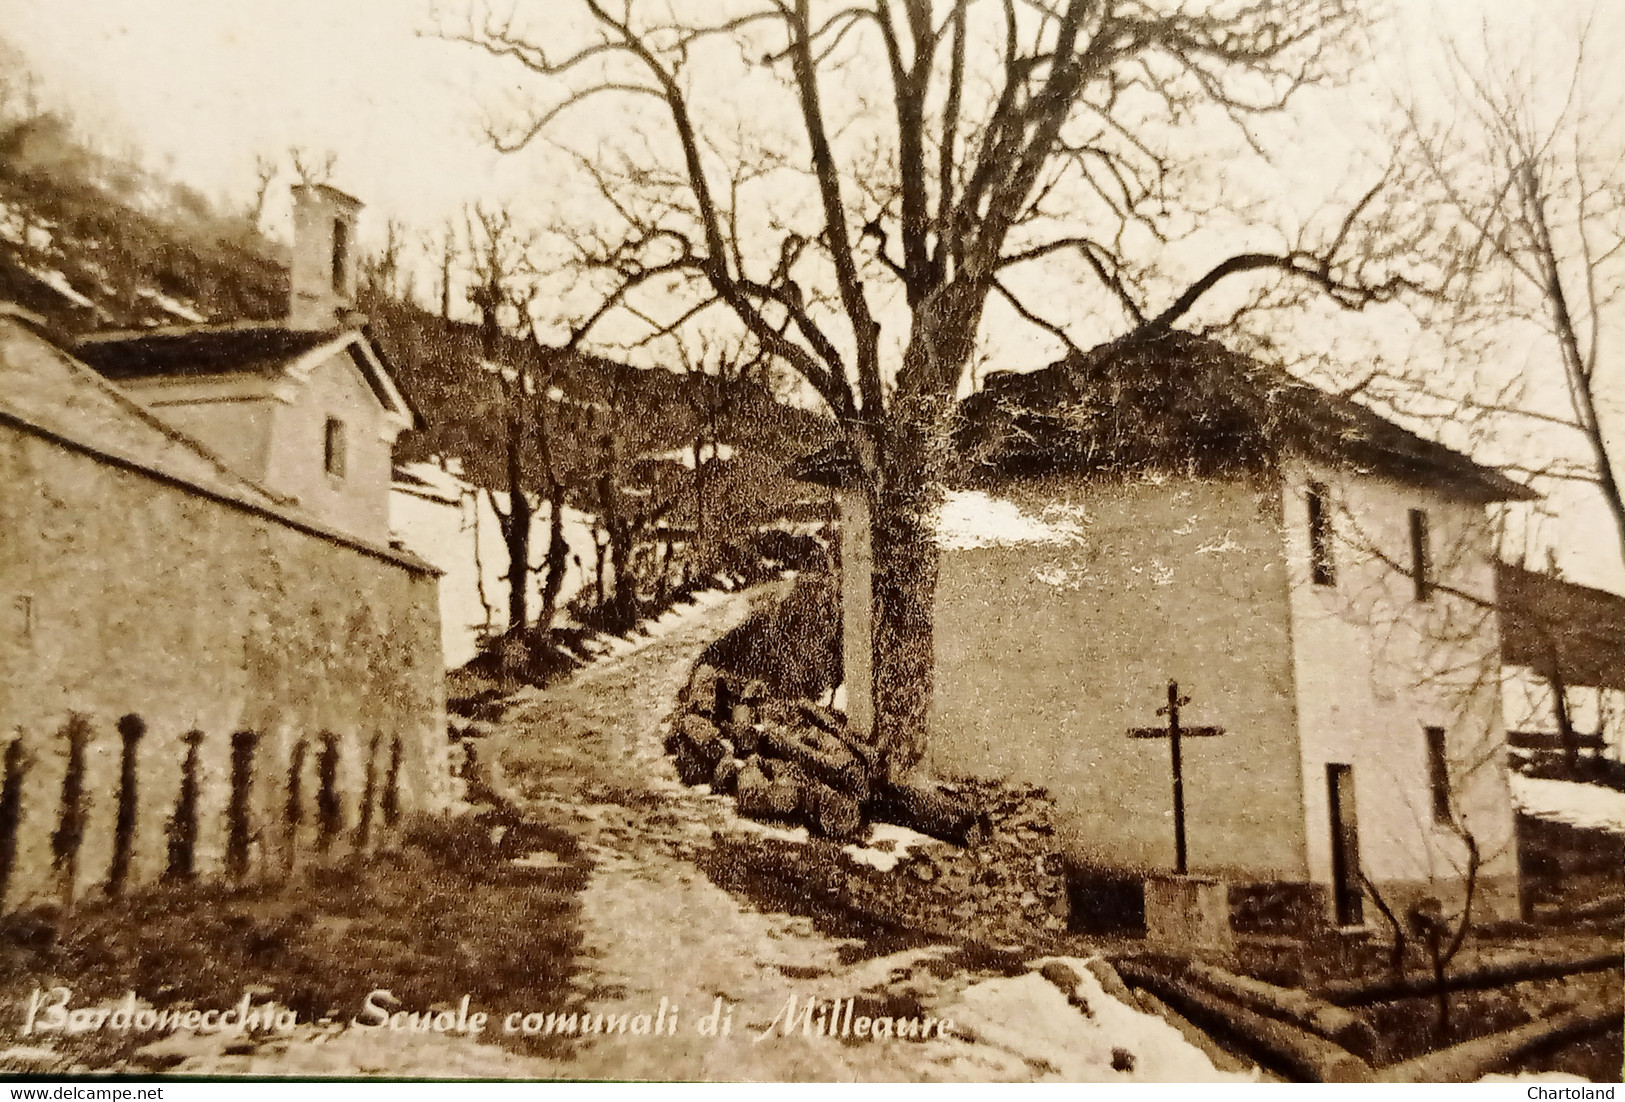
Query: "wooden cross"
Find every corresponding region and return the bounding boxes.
[1128,681,1224,875]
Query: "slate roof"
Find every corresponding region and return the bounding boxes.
[73,323,340,380]
[70,321,421,427]
[0,314,434,573]
[791,330,1533,502]
[0,316,286,508]
[953,328,1534,503]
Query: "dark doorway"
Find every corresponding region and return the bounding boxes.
[1327,763,1364,926]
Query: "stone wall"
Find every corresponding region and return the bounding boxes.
[926,472,1310,880]
[0,419,446,910]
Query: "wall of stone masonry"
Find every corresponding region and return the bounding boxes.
[876,778,1072,940]
[0,421,447,910]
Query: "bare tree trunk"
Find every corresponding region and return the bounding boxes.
[496,409,531,633]
[1362,872,1409,978]
[603,512,636,631]
[693,434,709,554]
[868,402,945,780]
[470,488,498,635]
[1547,651,1578,766]
[438,224,455,320]
[592,526,607,609]
[537,481,569,630]
[1521,167,1625,571]
[655,535,672,605]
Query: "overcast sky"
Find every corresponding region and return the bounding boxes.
[4,1,1615,237]
[2,0,1620,591]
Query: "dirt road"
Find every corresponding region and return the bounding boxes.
[101,583,1237,1081]
[487,584,1236,1082]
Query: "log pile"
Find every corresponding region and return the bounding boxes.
[668,665,878,842]
[668,665,1070,940]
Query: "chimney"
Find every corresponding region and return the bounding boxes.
[288,184,362,330]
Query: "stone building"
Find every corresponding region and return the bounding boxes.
[0,187,445,911]
[72,186,417,547]
[803,329,1535,933]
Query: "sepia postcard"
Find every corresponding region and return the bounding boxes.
[0,0,1619,1086]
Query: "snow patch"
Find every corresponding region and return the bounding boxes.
[389,461,598,668]
[138,288,206,323]
[841,822,940,872]
[25,265,96,309]
[944,962,1254,1082]
[933,490,1088,551]
[1510,774,1625,835]
[646,442,736,468]
[1194,531,1243,555]
[1479,1072,1591,1084]
[731,818,812,845]
[509,850,565,870]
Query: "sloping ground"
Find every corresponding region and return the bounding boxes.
[487,582,1249,1082]
[0,582,1244,1081]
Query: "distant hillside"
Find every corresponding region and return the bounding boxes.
[364,294,834,533]
[0,108,286,332]
[0,97,833,528]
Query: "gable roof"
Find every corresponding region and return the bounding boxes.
[953,328,1534,503]
[1497,562,1625,690]
[0,314,435,574]
[71,322,420,428]
[0,316,287,507]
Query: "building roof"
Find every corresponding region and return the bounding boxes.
[790,330,1535,502]
[292,183,363,210]
[786,442,860,489]
[1,317,287,508]
[953,328,1534,503]
[1497,562,1625,690]
[71,321,420,428]
[0,314,435,574]
[73,323,338,380]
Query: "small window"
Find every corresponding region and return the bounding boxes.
[1424,725,1450,823]
[331,218,349,294]
[1307,483,1335,586]
[1409,508,1430,601]
[323,417,346,479]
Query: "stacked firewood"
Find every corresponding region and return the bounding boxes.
[670,664,987,843]
[668,664,1071,938]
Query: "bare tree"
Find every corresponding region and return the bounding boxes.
[288,146,337,187]
[423,220,461,320]
[465,203,546,634]
[360,217,411,301]
[1395,23,1625,575]
[675,335,770,559]
[444,0,1415,776]
[248,153,279,228]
